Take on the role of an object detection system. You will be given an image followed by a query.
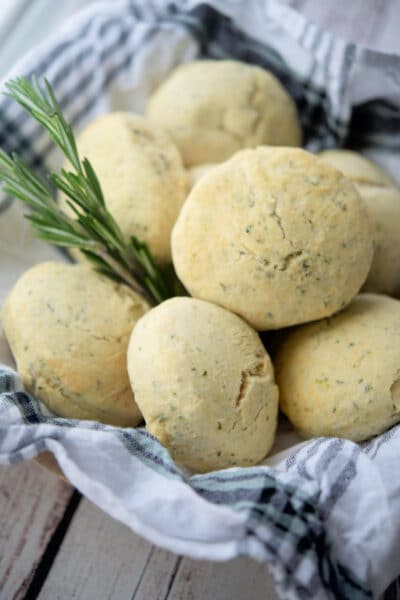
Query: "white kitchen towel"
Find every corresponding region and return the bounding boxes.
[1,2,400,599]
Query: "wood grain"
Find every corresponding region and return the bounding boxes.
[133,548,181,600]
[0,461,72,599]
[36,494,279,600]
[38,499,154,600]
[167,556,278,600]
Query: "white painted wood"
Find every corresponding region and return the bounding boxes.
[167,556,279,600]
[133,548,181,600]
[38,498,154,600]
[0,461,72,599]
[37,495,279,600]
[133,547,279,600]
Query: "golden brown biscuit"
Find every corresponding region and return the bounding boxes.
[2,262,149,426]
[275,294,400,441]
[127,297,279,472]
[172,147,373,330]
[319,149,400,295]
[147,60,302,166]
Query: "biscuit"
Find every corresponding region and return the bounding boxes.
[276,294,400,441]
[2,262,149,426]
[147,60,302,166]
[187,163,218,188]
[127,297,278,472]
[61,112,188,264]
[172,147,373,330]
[319,149,400,295]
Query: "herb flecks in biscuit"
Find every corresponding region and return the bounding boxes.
[172,147,374,330]
[128,297,278,472]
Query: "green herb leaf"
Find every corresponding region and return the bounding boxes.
[0,76,175,305]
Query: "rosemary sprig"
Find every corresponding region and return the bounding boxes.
[0,76,173,305]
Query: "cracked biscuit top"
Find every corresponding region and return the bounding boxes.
[276,294,400,441]
[172,147,374,330]
[2,262,149,426]
[146,60,302,167]
[127,297,279,472]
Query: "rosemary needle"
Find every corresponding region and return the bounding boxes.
[0,76,173,305]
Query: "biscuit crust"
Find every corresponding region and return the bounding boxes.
[319,149,400,295]
[276,294,400,441]
[61,112,188,265]
[172,147,374,330]
[3,262,149,426]
[147,60,302,166]
[128,297,278,472]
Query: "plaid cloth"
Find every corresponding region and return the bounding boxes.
[1,2,400,598]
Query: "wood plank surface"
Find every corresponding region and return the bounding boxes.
[133,549,279,600]
[40,503,279,600]
[0,461,73,599]
[38,499,154,600]
[133,548,181,600]
[167,556,278,600]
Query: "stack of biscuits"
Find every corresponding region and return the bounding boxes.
[3,60,400,472]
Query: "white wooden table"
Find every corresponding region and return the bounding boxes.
[0,2,398,599]
[0,461,278,599]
